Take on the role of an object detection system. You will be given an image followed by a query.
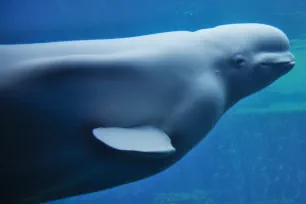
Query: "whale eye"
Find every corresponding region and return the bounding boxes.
[233,55,247,68]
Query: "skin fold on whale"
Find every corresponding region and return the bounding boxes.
[0,23,295,203]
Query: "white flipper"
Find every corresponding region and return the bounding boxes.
[92,126,176,156]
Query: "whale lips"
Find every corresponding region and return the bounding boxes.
[261,60,295,69]
[275,60,295,68]
[260,52,295,74]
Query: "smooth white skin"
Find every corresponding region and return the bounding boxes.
[0,23,295,203]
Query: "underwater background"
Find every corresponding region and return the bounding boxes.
[1,0,305,203]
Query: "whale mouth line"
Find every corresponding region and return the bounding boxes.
[261,60,295,66]
[260,60,295,71]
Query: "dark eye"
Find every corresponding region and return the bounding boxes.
[233,55,247,68]
[235,58,245,65]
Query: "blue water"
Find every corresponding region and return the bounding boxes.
[1,0,305,204]
[1,0,306,43]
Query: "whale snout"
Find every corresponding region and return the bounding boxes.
[258,51,295,74]
[273,60,295,71]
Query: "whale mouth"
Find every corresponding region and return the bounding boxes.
[258,51,295,74]
[261,60,295,67]
[260,60,295,73]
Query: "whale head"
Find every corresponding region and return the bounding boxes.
[205,23,295,104]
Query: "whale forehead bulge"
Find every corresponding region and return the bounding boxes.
[210,23,290,53]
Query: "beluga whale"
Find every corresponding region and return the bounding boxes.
[0,23,295,203]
